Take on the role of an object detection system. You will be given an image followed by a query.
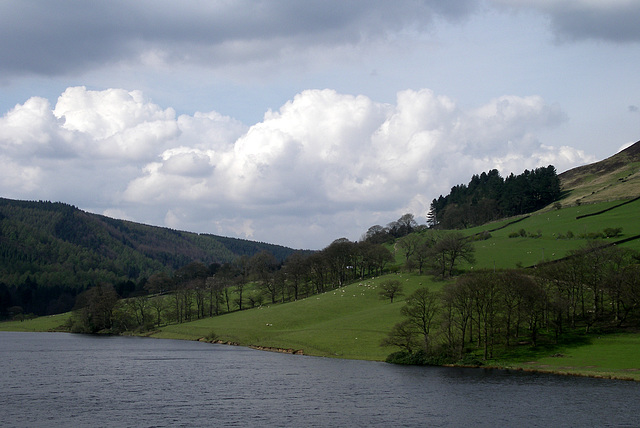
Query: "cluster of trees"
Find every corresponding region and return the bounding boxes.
[429,166,561,229]
[0,276,152,320]
[384,243,640,364]
[0,197,300,319]
[68,228,479,334]
[395,231,476,278]
[68,238,395,333]
[362,213,425,244]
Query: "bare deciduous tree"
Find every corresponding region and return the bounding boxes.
[378,279,404,303]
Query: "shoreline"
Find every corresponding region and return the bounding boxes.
[193,334,638,382]
[196,337,305,355]
[2,323,638,382]
[448,363,640,383]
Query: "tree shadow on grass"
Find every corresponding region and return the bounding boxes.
[492,333,593,364]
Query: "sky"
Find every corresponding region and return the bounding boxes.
[1,1,639,250]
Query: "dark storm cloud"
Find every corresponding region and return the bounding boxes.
[0,0,476,77]
[492,1,640,44]
[547,3,640,43]
[2,1,637,80]
[0,2,134,75]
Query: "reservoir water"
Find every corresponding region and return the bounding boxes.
[1,331,638,427]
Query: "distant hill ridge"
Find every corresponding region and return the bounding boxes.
[559,139,640,206]
[0,197,299,294]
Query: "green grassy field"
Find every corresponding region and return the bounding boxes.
[492,333,640,381]
[464,198,640,269]
[0,312,70,332]
[150,273,439,361]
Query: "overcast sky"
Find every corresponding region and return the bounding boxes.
[1,1,639,249]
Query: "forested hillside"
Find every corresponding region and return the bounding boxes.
[0,198,299,315]
[428,165,561,229]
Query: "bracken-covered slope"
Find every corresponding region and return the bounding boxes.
[559,139,640,206]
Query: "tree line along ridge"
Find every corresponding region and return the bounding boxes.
[428,165,561,229]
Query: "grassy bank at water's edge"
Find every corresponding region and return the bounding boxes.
[148,273,434,361]
[488,333,640,381]
[0,312,71,332]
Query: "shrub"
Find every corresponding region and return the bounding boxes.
[603,227,623,238]
[458,354,484,366]
[385,351,415,365]
[579,232,604,239]
[509,229,541,239]
[135,320,156,333]
[385,349,456,366]
[470,231,492,241]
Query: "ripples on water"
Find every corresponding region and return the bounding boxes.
[1,332,638,427]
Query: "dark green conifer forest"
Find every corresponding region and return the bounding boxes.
[429,165,561,229]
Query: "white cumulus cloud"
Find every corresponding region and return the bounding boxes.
[53,87,180,160]
[0,86,594,249]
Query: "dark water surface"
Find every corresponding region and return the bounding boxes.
[1,332,638,427]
